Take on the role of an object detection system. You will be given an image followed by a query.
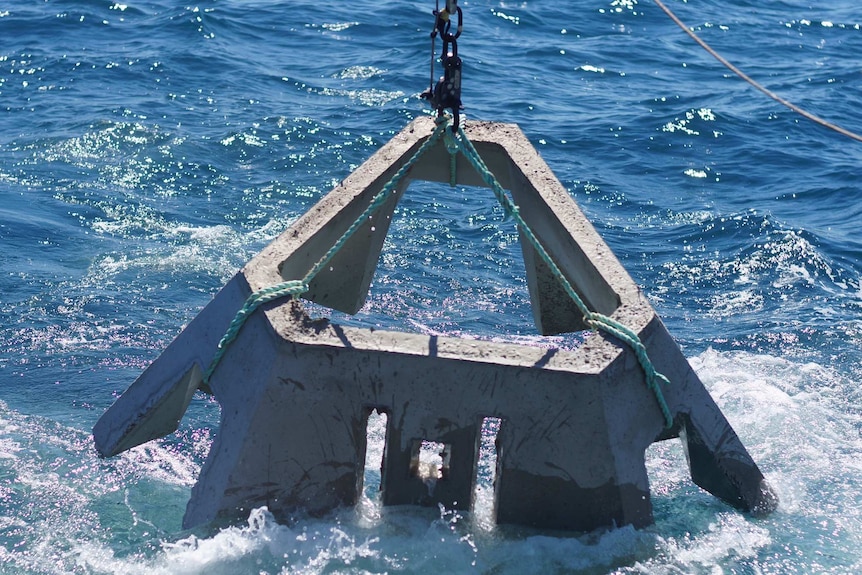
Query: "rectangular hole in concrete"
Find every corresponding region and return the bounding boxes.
[410,439,450,490]
[363,408,389,498]
[474,416,502,525]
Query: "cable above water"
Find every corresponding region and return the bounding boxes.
[654,0,862,143]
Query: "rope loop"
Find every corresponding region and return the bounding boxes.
[585,313,674,426]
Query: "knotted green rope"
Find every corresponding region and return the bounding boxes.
[452,125,674,428]
[202,279,309,384]
[203,119,450,385]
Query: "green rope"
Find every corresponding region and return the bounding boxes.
[203,115,674,430]
[452,124,675,428]
[443,129,459,187]
[203,119,450,385]
[202,280,308,384]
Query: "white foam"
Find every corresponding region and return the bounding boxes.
[5,347,862,574]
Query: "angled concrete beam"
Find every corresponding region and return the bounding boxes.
[94,117,776,533]
[92,274,248,457]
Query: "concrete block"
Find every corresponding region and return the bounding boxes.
[94,117,777,532]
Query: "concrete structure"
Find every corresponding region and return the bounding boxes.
[93,117,777,531]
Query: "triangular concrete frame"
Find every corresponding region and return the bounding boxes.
[93,117,776,532]
[280,119,618,335]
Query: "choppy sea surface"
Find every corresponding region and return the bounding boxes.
[2,0,862,573]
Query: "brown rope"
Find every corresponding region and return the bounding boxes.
[654,0,862,143]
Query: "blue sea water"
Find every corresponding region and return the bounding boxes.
[2,0,862,572]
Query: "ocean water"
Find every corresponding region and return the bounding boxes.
[2,0,862,572]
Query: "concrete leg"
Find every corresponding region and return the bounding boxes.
[92,274,250,457]
[638,315,778,514]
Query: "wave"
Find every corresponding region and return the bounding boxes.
[5,345,861,574]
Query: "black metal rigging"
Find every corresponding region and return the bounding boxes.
[421,0,463,131]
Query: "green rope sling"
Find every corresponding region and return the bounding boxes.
[204,117,674,429]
